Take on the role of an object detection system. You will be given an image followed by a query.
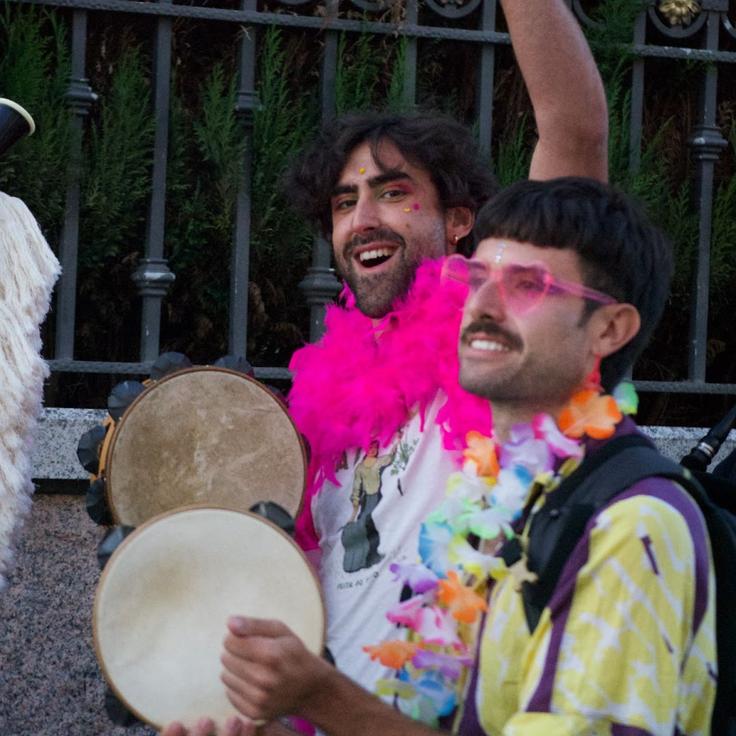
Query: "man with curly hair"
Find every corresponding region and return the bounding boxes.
[163,4,611,734]
[281,0,609,699]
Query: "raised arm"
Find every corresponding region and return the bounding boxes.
[500,0,609,182]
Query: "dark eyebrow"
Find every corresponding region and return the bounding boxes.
[366,170,412,188]
[331,183,357,198]
[330,170,413,199]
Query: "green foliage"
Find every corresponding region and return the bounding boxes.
[164,62,244,356]
[336,33,382,114]
[336,32,410,115]
[164,28,320,361]
[251,28,317,271]
[710,123,736,307]
[494,114,533,188]
[385,37,408,113]
[584,0,643,86]
[80,47,154,269]
[0,2,70,237]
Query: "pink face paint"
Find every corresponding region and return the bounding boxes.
[412,203,420,211]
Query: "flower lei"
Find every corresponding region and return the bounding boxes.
[362,381,639,725]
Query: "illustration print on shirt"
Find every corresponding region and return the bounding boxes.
[341,440,395,573]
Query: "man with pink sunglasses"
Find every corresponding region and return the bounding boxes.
[166,178,715,736]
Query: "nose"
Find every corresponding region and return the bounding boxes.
[467,276,507,322]
[349,193,381,234]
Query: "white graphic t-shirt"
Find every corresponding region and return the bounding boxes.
[311,394,460,691]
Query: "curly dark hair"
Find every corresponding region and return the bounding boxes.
[473,177,674,391]
[282,111,498,253]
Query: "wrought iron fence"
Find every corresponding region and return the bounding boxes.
[6,0,736,393]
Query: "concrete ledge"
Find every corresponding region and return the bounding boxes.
[641,425,736,466]
[33,408,107,480]
[31,408,736,480]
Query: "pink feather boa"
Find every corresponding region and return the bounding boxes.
[288,258,492,549]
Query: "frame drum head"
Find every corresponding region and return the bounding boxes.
[106,368,306,527]
[93,507,325,730]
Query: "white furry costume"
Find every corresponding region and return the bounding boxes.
[0,192,60,588]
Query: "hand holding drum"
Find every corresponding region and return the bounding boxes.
[89,364,323,733]
[94,508,325,733]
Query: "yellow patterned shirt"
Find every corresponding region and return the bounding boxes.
[469,474,716,736]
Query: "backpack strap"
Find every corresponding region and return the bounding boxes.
[517,433,689,632]
[499,431,736,736]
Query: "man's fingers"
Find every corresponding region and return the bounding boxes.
[223,715,253,736]
[193,717,217,736]
[223,684,270,723]
[160,718,217,736]
[227,616,292,638]
[223,631,293,668]
[160,718,244,736]
[221,650,256,682]
[161,724,187,736]
[220,668,270,714]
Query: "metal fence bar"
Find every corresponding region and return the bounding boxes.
[402,0,418,108]
[628,10,646,173]
[54,9,95,360]
[10,0,736,58]
[46,358,292,380]
[132,0,175,362]
[686,9,729,382]
[475,0,496,157]
[11,0,513,42]
[300,0,341,343]
[229,5,260,358]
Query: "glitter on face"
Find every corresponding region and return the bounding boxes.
[359,167,366,174]
[412,203,420,211]
[494,241,509,264]
[403,207,412,213]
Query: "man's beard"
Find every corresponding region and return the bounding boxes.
[339,230,419,318]
[458,319,525,401]
[459,319,582,407]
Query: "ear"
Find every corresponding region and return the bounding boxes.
[587,303,641,362]
[444,207,474,254]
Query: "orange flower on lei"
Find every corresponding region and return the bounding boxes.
[363,640,418,669]
[558,388,622,440]
[437,570,488,624]
[463,431,499,477]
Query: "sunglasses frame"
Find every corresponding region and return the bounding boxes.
[442,254,618,314]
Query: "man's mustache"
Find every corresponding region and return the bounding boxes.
[460,319,523,351]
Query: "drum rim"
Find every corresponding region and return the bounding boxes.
[92,504,325,730]
[104,366,308,525]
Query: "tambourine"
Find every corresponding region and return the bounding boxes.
[86,366,306,527]
[93,506,325,731]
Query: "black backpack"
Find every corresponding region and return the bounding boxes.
[501,432,736,736]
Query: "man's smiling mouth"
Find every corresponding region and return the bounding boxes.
[355,245,398,269]
[461,321,523,354]
[468,338,511,353]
